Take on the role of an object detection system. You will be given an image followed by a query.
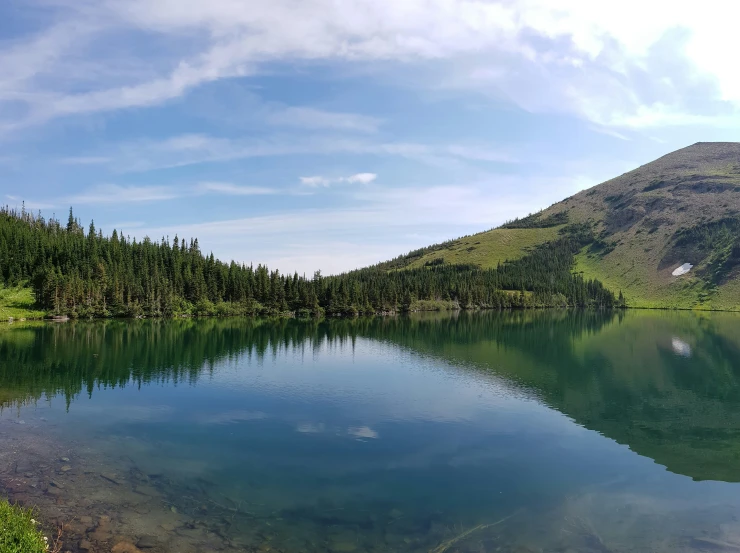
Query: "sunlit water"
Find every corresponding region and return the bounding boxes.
[2,311,740,552]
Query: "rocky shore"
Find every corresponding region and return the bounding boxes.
[0,418,246,553]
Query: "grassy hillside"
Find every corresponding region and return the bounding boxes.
[0,285,46,321]
[400,227,562,270]
[396,142,740,310]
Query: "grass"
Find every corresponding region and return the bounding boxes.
[403,226,562,270]
[574,246,740,311]
[0,499,49,553]
[0,285,46,321]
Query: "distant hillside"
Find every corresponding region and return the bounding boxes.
[391,143,740,310]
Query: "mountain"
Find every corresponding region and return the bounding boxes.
[388,142,740,310]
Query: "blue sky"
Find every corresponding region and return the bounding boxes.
[2,0,739,274]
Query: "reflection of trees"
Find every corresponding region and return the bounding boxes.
[0,312,617,410]
[4,312,740,481]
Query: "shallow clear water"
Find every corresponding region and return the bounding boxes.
[3,311,740,552]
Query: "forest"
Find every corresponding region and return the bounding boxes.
[0,206,622,319]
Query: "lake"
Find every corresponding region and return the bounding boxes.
[2,311,740,553]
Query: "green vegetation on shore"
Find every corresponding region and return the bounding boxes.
[0,500,48,553]
[0,206,617,320]
[0,285,47,321]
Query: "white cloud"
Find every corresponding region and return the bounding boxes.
[3,0,740,131]
[348,426,379,439]
[296,422,325,434]
[300,172,377,187]
[345,172,377,184]
[299,176,331,187]
[196,182,276,196]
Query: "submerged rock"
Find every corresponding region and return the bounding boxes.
[111,542,144,553]
[60,465,73,472]
[136,535,158,549]
[101,473,123,485]
[15,461,34,474]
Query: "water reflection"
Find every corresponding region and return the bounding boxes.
[3,312,740,485]
[672,336,693,357]
[2,312,740,553]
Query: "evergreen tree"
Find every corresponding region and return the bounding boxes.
[0,206,618,319]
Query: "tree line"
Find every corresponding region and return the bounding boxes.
[0,206,622,319]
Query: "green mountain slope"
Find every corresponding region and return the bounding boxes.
[395,142,740,310]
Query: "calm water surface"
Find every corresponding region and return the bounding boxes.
[2,311,740,552]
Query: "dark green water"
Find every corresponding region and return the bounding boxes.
[2,311,740,553]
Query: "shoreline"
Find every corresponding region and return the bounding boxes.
[5,303,740,327]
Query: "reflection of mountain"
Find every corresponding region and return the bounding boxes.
[3,312,740,482]
[370,311,740,483]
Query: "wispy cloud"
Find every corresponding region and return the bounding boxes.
[267,107,382,133]
[196,182,276,196]
[123,170,596,274]
[75,134,516,173]
[5,195,57,211]
[68,184,179,205]
[14,180,280,209]
[587,126,631,141]
[58,156,112,165]
[300,172,377,187]
[299,176,330,187]
[2,0,739,133]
